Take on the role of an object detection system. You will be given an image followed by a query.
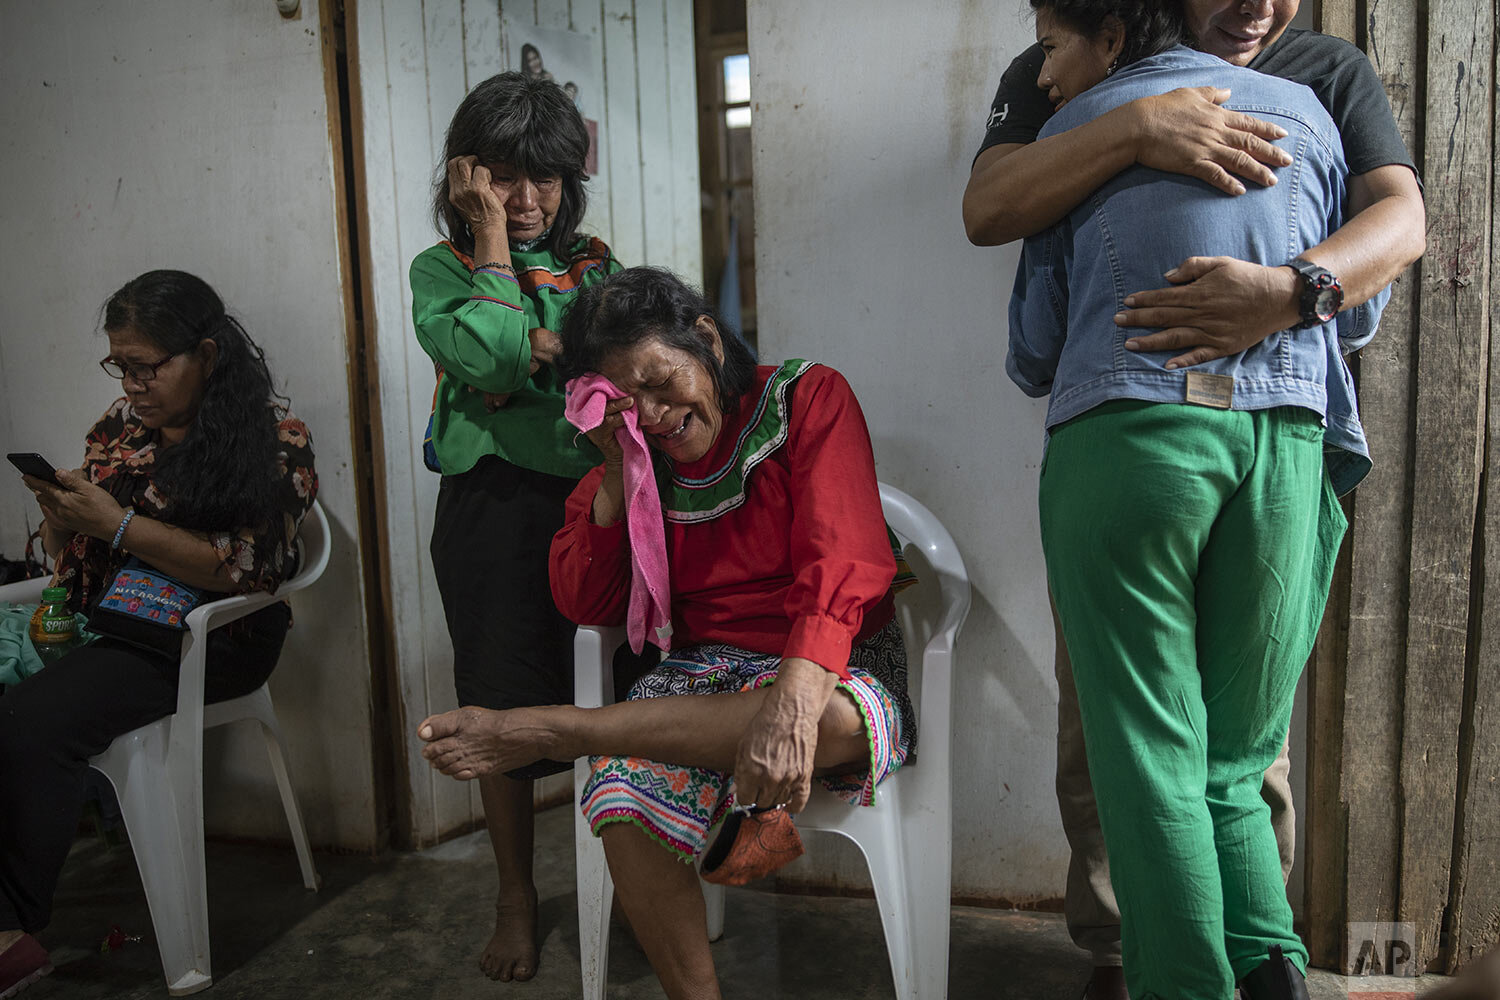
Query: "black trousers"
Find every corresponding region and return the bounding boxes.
[432,455,579,714]
[0,602,289,933]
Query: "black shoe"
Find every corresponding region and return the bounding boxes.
[1237,946,1309,1000]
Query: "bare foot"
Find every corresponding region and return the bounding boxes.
[418,707,564,779]
[1084,965,1129,1000]
[479,885,539,982]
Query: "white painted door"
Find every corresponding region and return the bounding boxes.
[0,0,377,848]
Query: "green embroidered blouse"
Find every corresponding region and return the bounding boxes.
[409,237,621,479]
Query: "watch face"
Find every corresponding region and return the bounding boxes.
[1314,286,1341,321]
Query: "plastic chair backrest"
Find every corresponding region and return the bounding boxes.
[878,482,971,651]
[283,501,330,596]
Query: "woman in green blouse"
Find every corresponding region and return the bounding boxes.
[409,71,620,984]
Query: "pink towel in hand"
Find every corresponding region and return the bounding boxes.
[564,374,673,654]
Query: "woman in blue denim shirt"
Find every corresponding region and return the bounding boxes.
[1007,1,1388,997]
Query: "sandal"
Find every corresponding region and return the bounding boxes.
[1238,945,1309,1000]
[700,806,804,885]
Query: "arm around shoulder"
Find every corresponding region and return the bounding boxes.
[963,113,1140,246]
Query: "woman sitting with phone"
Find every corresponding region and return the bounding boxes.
[0,269,316,996]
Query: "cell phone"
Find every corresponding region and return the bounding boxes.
[7,453,62,487]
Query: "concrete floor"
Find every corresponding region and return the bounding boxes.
[29,804,1450,999]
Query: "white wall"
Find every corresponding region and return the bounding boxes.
[355,0,702,845]
[748,0,1067,902]
[0,0,378,850]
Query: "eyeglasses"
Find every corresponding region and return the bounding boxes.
[99,353,179,383]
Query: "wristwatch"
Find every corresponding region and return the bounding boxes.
[1286,257,1343,329]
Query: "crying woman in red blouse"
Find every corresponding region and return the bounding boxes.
[418,266,913,1000]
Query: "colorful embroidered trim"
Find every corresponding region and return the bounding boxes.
[471,265,519,283]
[469,294,522,310]
[578,626,912,860]
[663,360,815,524]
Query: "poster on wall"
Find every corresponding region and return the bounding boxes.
[502,22,602,178]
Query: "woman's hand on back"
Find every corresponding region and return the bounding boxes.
[446,155,507,235]
[1132,87,1292,196]
[1116,255,1302,368]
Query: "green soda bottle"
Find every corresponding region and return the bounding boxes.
[28,586,81,666]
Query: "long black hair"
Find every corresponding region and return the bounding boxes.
[559,267,758,417]
[433,71,591,260]
[102,270,284,533]
[1030,0,1184,69]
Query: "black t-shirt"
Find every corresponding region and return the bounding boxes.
[1248,28,1416,178]
[975,43,1051,153]
[974,31,1417,181]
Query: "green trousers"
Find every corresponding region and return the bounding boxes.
[1039,400,1344,1000]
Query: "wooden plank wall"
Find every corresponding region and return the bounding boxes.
[1449,68,1500,963]
[1306,0,1498,975]
[351,0,701,847]
[1445,0,1500,971]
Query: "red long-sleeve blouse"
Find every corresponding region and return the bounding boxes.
[549,363,896,678]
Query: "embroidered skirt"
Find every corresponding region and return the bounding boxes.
[580,618,915,861]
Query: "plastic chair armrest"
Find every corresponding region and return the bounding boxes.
[171,589,282,734]
[931,572,972,647]
[184,588,283,635]
[575,625,625,710]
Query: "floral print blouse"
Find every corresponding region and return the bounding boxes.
[53,397,318,613]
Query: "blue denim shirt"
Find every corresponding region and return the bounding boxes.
[1006,46,1389,495]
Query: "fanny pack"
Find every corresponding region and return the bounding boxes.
[87,557,203,656]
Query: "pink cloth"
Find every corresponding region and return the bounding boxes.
[564,374,673,654]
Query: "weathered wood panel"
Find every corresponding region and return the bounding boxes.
[568,0,614,241]
[1303,0,1423,971]
[536,0,570,29]
[1328,0,1425,974]
[462,0,505,91]
[1397,0,1493,970]
[635,0,677,265]
[665,0,702,275]
[602,0,647,262]
[1316,0,1356,48]
[1446,19,1500,972]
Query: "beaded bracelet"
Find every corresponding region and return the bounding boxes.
[111,508,135,551]
[472,260,515,274]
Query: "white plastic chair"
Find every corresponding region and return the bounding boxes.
[0,500,329,996]
[573,482,971,1000]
